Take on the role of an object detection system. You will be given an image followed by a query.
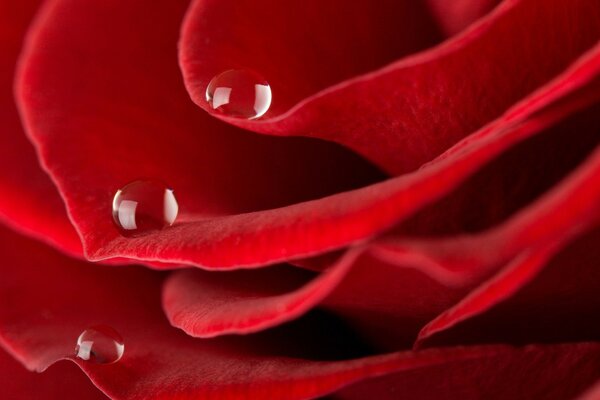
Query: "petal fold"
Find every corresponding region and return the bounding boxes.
[162,249,362,337]
[0,348,107,399]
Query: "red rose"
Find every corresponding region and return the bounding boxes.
[1,0,600,398]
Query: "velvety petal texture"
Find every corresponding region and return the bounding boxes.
[181,0,600,174]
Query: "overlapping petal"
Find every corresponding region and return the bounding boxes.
[180,0,600,174]
[2,1,600,398]
[15,0,600,268]
[417,226,600,348]
[162,133,600,343]
[1,223,599,400]
[325,114,600,347]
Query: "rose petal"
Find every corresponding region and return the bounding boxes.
[0,0,81,256]
[321,253,469,350]
[2,222,599,399]
[394,105,600,239]
[0,347,107,399]
[162,248,363,338]
[17,0,600,269]
[321,137,600,348]
[181,0,600,173]
[335,342,600,400]
[374,116,600,280]
[180,0,442,119]
[416,224,600,348]
[161,241,469,345]
[163,134,600,343]
[2,0,181,270]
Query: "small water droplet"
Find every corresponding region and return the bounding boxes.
[206,69,271,119]
[112,180,178,236]
[75,325,124,365]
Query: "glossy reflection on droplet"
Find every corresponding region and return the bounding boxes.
[206,69,272,119]
[112,180,178,236]
[75,325,124,365]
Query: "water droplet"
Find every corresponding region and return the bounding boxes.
[206,69,271,119]
[75,325,124,365]
[112,180,178,236]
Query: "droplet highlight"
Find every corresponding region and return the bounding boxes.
[75,325,124,365]
[206,69,271,119]
[112,180,178,236]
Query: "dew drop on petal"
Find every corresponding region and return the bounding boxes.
[206,69,272,119]
[112,180,178,236]
[75,325,124,365]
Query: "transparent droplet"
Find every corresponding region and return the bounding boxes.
[206,69,271,119]
[75,325,124,365]
[112,180,178,236]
